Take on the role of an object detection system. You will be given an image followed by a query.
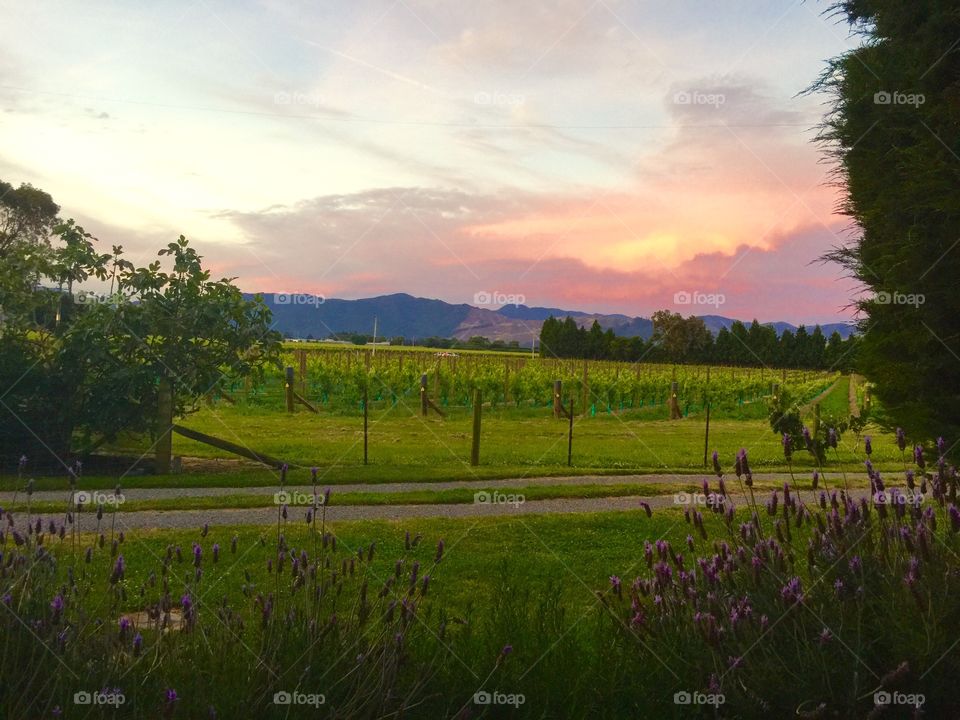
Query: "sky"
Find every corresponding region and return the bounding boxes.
[0,0,865,324]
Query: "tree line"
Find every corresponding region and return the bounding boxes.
[539,311,859,371]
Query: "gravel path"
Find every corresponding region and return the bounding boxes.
[2,472,802,503]
[21,487,876,531]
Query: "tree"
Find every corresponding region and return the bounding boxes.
[0,180,59,257]
[0,182,280,469]
[811,1,960,437]
[651,311,711,363]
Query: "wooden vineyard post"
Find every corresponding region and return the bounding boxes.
[298,350,307,396]
[420,373,429,416]
[567,395,575,466]
[285,366,295,413]
[553,380,563,418]
[669,380,682,420]
[470,389,482,466]
[363,380,369,465]
[703,367,711,467]
[155,377,173,474]
[504,359,510,405]
[581,360,589,416]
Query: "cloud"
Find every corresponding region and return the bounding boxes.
[210,183,855,324]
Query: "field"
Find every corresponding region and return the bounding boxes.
[4,355,934,719]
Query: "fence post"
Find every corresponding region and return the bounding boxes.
[420,374,428,416]
[581,360,589,416]
[285,366,295,413]
[155,377,173,474]
[471,389,482,466]
[363,380,368,465]
[298,350,307,396]
[553,379,563,418]
[703,367,710,467]
[669,380,682,419]
[567,396,575,466]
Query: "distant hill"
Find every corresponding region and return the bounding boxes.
[249,292,855,344]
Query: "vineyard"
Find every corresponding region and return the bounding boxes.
[219,347,838,417]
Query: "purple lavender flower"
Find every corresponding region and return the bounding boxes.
[782,433,792,461]
[896,428,907,452]
[914,445,926,469]
[802,426,812,450]
[110,555,125,584]
[938,437,946,457]
[949,505,960,533]
[50,593,64,616]
[827,427,838,449]
[193,544,202,567]
[712,450,721,477]
[864,436,872,456]
[212,543,220,563]
[812,471,819,490]
[231,535,238,554]
[435,539,445,563]
[609,575,622,597]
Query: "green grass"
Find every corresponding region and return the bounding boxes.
[112,401,896,471]
[48,509,690,614]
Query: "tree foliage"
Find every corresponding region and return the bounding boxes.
[811,1,960,437]
[0,180,281,468]
[539,313,858,369]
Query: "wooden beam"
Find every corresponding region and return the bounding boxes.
[171,424,291,468]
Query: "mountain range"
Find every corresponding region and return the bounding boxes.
[249,292,855,344]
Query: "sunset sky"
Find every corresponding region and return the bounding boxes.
[0,0,863,324]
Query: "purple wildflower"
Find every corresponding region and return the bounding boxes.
[864,436,872,456]
[896,428,907,452]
